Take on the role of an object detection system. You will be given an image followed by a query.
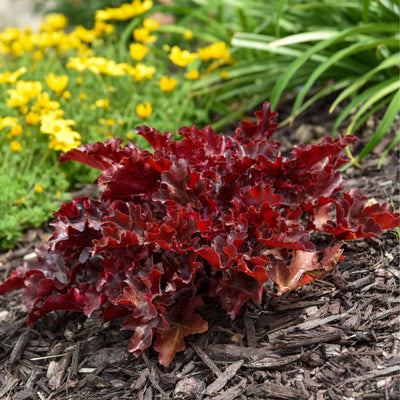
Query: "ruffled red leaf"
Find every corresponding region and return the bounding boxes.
[1,101,398,367]
[153,296,208,366]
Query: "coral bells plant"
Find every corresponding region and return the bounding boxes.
[0,103,398,366]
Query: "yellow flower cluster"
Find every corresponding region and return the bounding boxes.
[0,0,234,161]
[45,73,69,97]
[95,0,153,22]
[1,72,81,152]
[168,41,232,76]
[0,67,27,84]
[40,113,81,152]
[126,63,156,82]
[0,116,18,130]
[67,56,127,76]
[6,81,43,108]
[0,15,114,58]
[198,42,231,61]
[67,56,156,83]
[129,43,149,61]
[169,46,198,67]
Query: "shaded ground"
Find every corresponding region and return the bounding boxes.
[0,99,399,399]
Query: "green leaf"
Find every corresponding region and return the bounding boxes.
[330,52,400,112]
[378,128,400,168]
[362,0,371,23]
[331,77,397,137]
[280,79,352,126]
[275,0,288,37]
[270,23,398,108]
[346,78,400,135]
[292,37,400,116]
[378,0,400,17]
[355,88,400,163]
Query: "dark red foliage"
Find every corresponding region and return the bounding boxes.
[1,102,398,366]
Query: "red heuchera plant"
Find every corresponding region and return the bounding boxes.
[1,103,398,366]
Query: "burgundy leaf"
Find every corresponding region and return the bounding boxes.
[1,102,398,367]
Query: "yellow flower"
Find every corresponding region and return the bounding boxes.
[107,118,115,126]
[159,76,177,92]
[32,92,60,115]
[26,111,40,125]
[67,56,127,76]
[0,67,26,84]
[14,196,26,205]
[108,86,116,93]
[136,102,152,118]
[79,92,87,101]
[169,46,197,67]
[76,77,83,85]
[198,42,230,61]
[45,73,68,96]
[19,106,29,115]
[6,90,28,108]
[129,43,149,61]
[95,98,110,108]
[10,124,23,137]
[40,115,76,134]
[0,116,18,130]
[127,132,134,139]
[95,0,153,21]
[220,70,229,80]
[34,184,44,194]
[127,63,156,82]
[10,141,22,152]
[93,21,115,36]
[33,50,44,61]
[185,69,199,80]
[6,81,42,108]
[143,18,160,31]
[40,114,81,152]
[62,90,72,100]
[183,30,193,40]
[133,27,156,43]
[41,14,69,31]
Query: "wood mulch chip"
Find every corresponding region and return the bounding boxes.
[0,100,399,399]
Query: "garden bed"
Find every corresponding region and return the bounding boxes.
[0,100,399,400]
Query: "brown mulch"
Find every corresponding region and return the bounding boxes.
[0,100,399,400]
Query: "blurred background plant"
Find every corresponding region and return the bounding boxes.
[0,0,398,248]
[192,0,399,168]
[0,0,234,248]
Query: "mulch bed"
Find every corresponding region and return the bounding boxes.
[0,100,399,400]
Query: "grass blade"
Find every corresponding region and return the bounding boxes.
[269,23,398,108]
[331,77,397,137]
[378,128,400,168]
[346,78,400,135]
[355,88,400,163]
[281,79,352,126]
[362,0,371,23]
[292,37,399,116]
[330,52,400,112]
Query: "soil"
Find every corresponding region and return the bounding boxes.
[0,98,399,400]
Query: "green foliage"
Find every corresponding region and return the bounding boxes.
[0,0,234,249]
[0,162,69,248]
[192,0,399,166]
[35,0,128,28]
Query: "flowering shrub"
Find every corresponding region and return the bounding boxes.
[1,103,398,366]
